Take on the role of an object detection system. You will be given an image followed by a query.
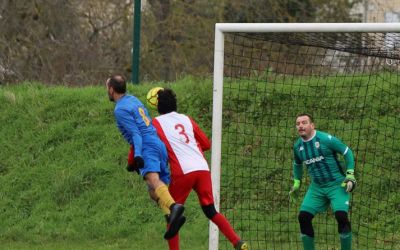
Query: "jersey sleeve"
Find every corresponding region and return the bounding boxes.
[326,134,355,171]
[152,118,165,143]
[189,116,211,152]
[115,108,143,157]
[292,145,303,180]
[127,145,135,166]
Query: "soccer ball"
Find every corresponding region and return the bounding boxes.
[146,87,164,110]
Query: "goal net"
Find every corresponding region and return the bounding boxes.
[210,23,400,250]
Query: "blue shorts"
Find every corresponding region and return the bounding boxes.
[139,138,170,185]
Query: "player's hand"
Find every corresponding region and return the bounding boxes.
[133,156,145,169]
[126,163,140,174]
[289,179,301,203]
[341,170,356,192]
[126,156,144,174]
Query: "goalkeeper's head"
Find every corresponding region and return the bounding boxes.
[157,88,177,114]
[295,113,315,140]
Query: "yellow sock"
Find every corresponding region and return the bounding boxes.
[154,185,175,212]
[158,199,170,215]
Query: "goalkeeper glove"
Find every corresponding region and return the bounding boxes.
[341,170,356,192]
[289,179,301,203]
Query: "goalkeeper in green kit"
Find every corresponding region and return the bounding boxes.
[289,114,356,250]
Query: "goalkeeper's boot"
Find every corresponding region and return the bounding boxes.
[164,215,186,239]
[235,240,249,250]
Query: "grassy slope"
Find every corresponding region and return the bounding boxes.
[218,73,400,249]
[0,75,399,249]
[0,78,212,250]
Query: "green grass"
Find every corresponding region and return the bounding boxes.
[218,73,400,249]
[0,78,212,250]
[0,75,399,249]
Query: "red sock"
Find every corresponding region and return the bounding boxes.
[167,224,180,250]
[211,213,240,246]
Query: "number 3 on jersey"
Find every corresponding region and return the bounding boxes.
[175,124,189,143]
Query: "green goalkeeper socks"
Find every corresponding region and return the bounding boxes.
[301,234,315,250]
[300,233,351,250]
[340,232,352,250]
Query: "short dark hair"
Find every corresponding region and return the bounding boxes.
[296,113,314,123]
[157,88,177,114]
[108,75,126,94]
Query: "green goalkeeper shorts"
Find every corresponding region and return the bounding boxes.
[300,181,350,215]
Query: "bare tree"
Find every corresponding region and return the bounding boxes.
[0,0,361,85]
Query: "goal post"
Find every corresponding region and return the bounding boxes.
[210,23,400,250]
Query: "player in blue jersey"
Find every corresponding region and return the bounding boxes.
[106,75,185,240]
[289,114,356,250]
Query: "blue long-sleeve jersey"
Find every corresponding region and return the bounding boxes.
[114,95,158,157]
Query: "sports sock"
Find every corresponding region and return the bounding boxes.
[155,185,175,212]
[158,198,170,215]
[167,233,180,250]
[301,234,315,250]
[211,213,240,246]
[340,232,352,250]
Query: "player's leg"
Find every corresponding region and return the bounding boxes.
[159,145,187,240]
[328,185,352,250]
[146,184,182,247]
[142,142,185,218]
[166,174,194,250]
[335,211,352,250]
[142,156,185,239]
[298,211,315,250]
[165,215,186,250]
[144,172,178,213]
[299,185,329,250]
[168,172,195,205]
[193,171,248,250]
[145,171,187,240]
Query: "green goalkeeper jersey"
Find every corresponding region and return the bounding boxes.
[293,130,354,187]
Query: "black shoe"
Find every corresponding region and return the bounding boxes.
[235,240,249,250]
[168,203,185,226]
[164,215,186,240]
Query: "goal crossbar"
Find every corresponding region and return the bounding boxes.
[209,22,400,250]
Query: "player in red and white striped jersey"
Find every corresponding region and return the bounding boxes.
[152,88,248,250]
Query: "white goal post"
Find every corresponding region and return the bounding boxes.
[209,23,400,250]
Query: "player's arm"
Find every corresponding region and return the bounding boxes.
[293,150,303,180]
[326,135,355,171]
[289,147,303,202]
[189,116,211,152]
[152,118,168,145]
[115,108,143,157]
[127,145,139,174]
[128,145,135,166]
[327,135,356,192]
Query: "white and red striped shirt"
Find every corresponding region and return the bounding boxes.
[152,112,210,178]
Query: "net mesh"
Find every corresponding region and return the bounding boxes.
[218,31,400,249]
